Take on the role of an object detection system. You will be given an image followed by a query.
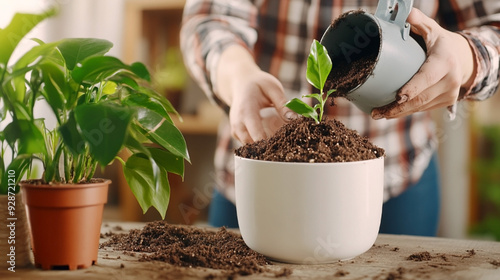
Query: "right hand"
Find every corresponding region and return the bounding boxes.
[216,45,295,144]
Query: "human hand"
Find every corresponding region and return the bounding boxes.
[216,45,295,144]
[228,69,295,144]
[371,8,475,120]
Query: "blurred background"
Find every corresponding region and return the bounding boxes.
[1,0,499,241]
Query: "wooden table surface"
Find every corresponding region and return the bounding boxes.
[3,222,500,280]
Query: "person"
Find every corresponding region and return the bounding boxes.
[180,0,500,236]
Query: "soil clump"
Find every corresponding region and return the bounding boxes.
[100,221,278,277]
[235,117,384,163]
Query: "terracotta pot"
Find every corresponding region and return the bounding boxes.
[0,192,32,269]
[235,156,384,264]
[20,179,109,270]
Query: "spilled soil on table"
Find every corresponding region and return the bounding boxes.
[368,244,500,280]
[99,223,500,279]
[100,221,291,278]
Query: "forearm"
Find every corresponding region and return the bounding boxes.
[458,25,500,101]
[180,0,258,111]
[437,0,500,101]
[215,44,260,107]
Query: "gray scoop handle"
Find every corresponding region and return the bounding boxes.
[375,0,414,40]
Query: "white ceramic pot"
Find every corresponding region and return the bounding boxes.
[234,155,384,264]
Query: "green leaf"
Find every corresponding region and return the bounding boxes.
[147,147,184,177]
[124,93,173,122]
[124,133,151,156]
[285,98,319,122]
[57,38,113,70]
[0,155,31,194]
[74,103,133,166]
[326,89,336,97]
[72,56,138,84]
[123,153,170,219]
[0,8,57,67]
[108,75,139,90]
[0,101,6,121]
[13,41,60,72]
[12,101,31,121]
[130,62,151,81]
[135,108,190,162]
[4,119,47,156]
[306,39,332,90]
[138,87,181,117]
[59,112,85,155]
[39,62,67,112]
[303,93,322,103]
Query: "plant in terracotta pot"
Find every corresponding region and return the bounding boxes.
[0,9,59,271]
[234,40,385,264]
[0,10,189,270]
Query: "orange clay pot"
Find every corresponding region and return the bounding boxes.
[20,179,109,270]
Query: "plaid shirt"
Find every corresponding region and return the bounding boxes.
[180,0,500,203]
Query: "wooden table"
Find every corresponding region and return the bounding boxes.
[3,222,500,279]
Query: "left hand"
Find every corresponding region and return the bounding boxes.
[371,8,476,120]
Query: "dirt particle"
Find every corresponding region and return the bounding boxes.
[386,268,405,280]
[334,269,349,277]
[490,260,500,267]
[407,251,432,261]
[113,225,123,231]
[274,267,293,277]
[466,249,476,257]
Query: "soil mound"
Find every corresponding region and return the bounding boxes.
[100,221,270,276]
[235,117,384,163]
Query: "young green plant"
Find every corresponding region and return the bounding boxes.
[285,39,335,123]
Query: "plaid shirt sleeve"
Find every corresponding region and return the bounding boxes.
[439,0,500,101]
[180,0,259,112]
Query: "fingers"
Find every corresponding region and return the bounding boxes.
[229,72,290,144]
[258,77,297,122]
[230,103,267,144]
[397,54,450,103]
[399,8,443,102]
[372,75,460,119]
[406,8,440,37]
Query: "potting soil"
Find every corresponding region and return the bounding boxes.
[235,117,384,163]
[100,221,272,276]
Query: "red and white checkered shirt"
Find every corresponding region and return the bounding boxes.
[180,0,500,203]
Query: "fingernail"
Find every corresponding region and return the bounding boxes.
[372,112,383,120]
[397,95,408,104]
[285,111,297,120]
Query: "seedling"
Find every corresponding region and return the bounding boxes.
[285,39,335,123]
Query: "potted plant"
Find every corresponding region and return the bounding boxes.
[0,9,59,271]
[234,40,385,263]
[0,10,190,270]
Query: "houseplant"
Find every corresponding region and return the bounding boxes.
[0,10,190,270]
[0,9,59,270]
[234,40,385,263]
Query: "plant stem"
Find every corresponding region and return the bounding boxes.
[46,142,64,183]
[72,154,84,183]
[87,159,98,181]
[64,151,70,183]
